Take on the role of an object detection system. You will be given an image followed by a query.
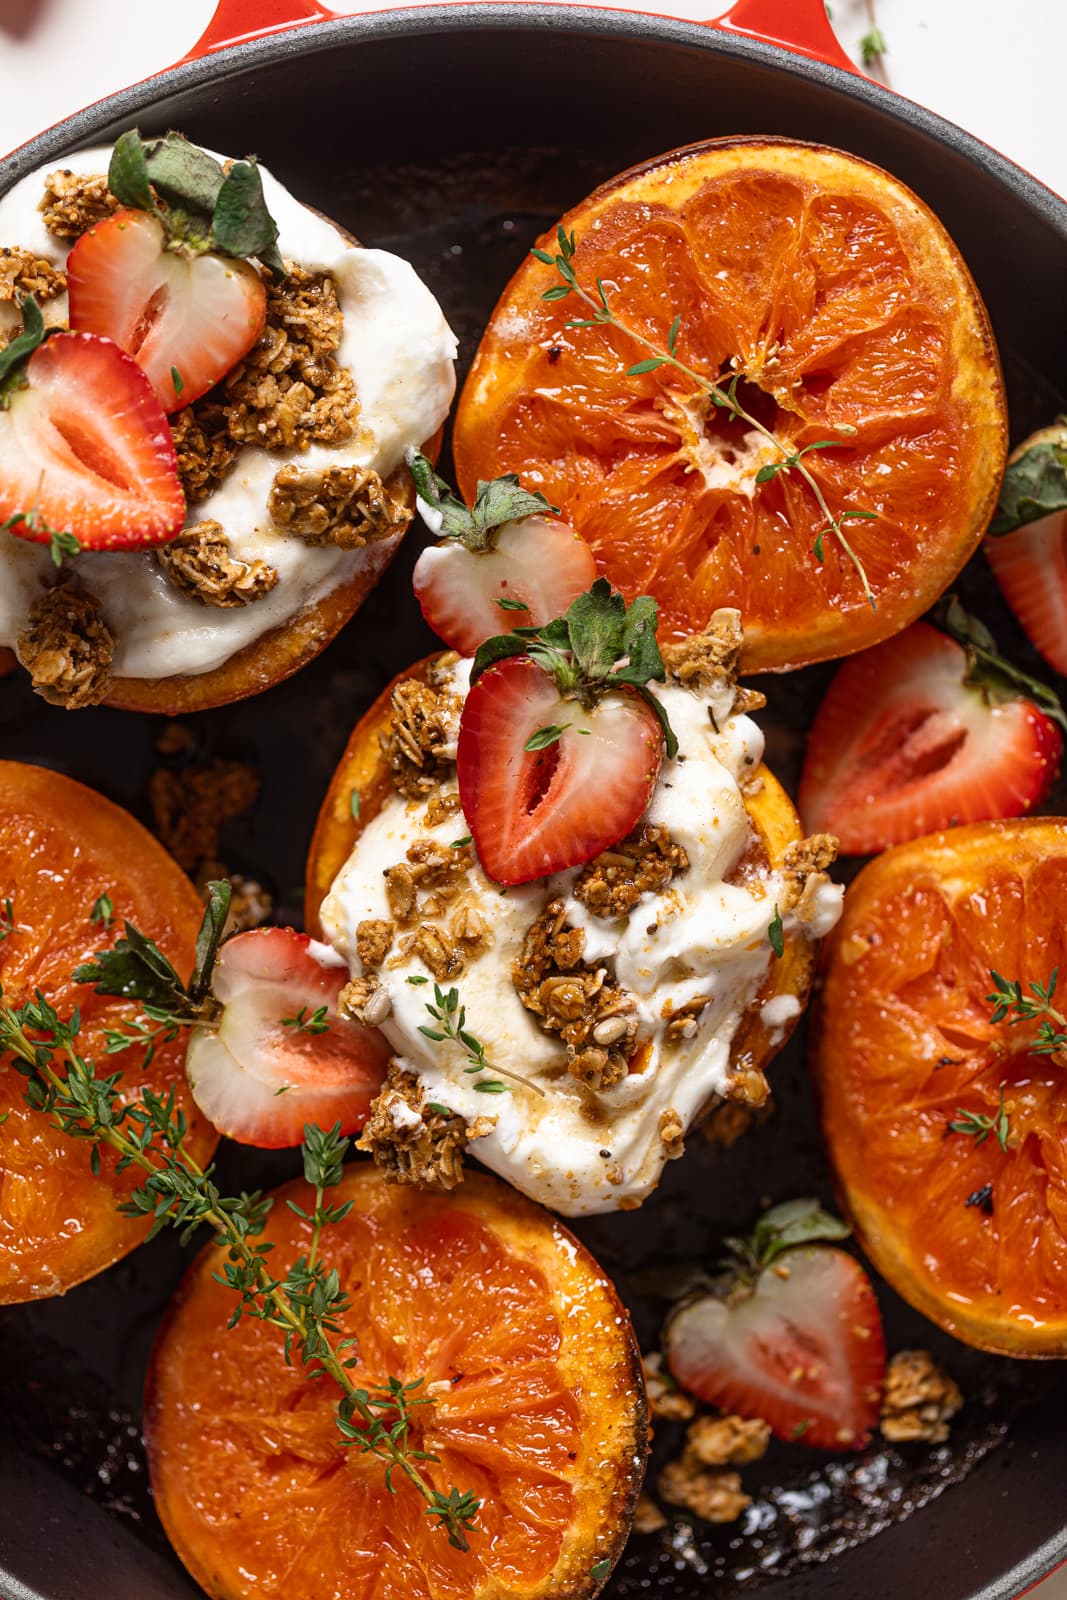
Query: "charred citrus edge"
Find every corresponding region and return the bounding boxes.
[0,759,218,1305]
[452,135,1009,673]
[304,653,813,1105]
[143,1166,649,1600]
[810,816,1067,1358]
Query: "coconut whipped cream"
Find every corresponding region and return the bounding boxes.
[0,146,457,679]
[320,660,843,1216]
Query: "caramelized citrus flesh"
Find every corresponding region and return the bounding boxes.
[454,139,1006,671]
[146,1167,646,1600]
[813,819,1067,1354]
[0,761,216,1303]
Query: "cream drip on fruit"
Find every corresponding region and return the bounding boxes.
[0,137,456,686]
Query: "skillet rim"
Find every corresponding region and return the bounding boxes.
[0,7,1063,1599]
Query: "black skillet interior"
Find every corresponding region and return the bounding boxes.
[1,11,1066,1600]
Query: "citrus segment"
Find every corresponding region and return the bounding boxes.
[0,761,217,1303]
[453,139,1006,671]
[146,1166,646,1600]
[812,819,1067,1354]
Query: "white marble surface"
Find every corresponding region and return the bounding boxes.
[0,0,1063,1593]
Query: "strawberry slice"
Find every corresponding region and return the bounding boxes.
[457,655,663,885]
[798,612,1064,856]
[984,422,1067,674]
[413,514,597,655]
[185,927,389,1148]
[67,209,266,412]
[666,1243,886,1452]
[0,330,185,550]
[985,512,1067,676]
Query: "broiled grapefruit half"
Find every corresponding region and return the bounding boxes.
[0,761,217,1302]
[812,818,1067,1356]
[145,1165,647,1600]
[453,138,1006,672]
[305,655,819,1094]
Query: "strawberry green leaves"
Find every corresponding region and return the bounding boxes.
[989,427,1067,534]
[472,578,678,757]
[408,453,556,552]
[935,595,1067,733]
[0,293,46,404]
[108,129,284,278]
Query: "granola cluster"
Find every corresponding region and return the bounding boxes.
[640,1355,770,1530]
[357,1061,495,1191]
[779,833,839,926]
[572,822,689,917]
[268,462,407,549]
[880,1349,963,1444]
[16,584,113,709]
[381,670,462,800]
[513,897,639,1091]
[225,264,358,451]
[148,756,260,876]
[0,245,65,303]
[39,170,118,239]
[170,403,239,504]
[662,607,767,716]
[354,836,490,983]
[157,520,279,609]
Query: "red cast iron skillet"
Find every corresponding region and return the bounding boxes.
[0,4,1065,1599]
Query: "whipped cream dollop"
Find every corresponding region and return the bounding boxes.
[321,659,843,1216]
[0,146,457,679]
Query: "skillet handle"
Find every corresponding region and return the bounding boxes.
[182,0,332,59]
[711,0,863,77]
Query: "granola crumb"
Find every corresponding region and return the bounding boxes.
[223,874,274,934]
[356,918,394,969]
[224,264,358,451]
[779,832,839,925]
[39,170,118,239]
[880,1349,963,1444]
[148,758,260,875]
[396,922,464,982]
[643,1352,696,1422]
[662,608,765,722]
[424,790,462,828]
[158,520,279,608]
[357,1061,469,1191]
[701,1097,774,1147]
[16,584,113,710]
[659,1108,685,1160]
[382,676,461,801]
[633,1495,668,1536]
[0,245,66,303]
[514,897,638,1091]
[268,462,408,548]
[657,1459,750,1524]
[574,822,689,917]
[685,1413,771,1467]
[154,721,197,758]
[170,402,240,503]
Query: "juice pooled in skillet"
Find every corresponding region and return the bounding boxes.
[452,137,1007,673]
[0,761,217,1302]
[303,463,843,1216]
[0,130,456,713]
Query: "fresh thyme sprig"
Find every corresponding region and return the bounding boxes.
[987,967,1067,1056]
[283,1004,331,1036]
[0,898,14,941]
[418,982,544,1097]
[948,1084,1011,1153]
[0,993,481,1552]
[533,227,877,607]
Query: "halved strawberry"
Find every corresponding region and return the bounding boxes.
[185,927,389,1148]
[67,209,266,412]
[666,1243,886,1452]
[457,655,663,885]
[985,512,1067,676]
[798,614,1064,856]
[413,514,597,655]
[0,331,185,550]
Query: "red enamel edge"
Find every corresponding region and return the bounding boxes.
[180,0,863,76]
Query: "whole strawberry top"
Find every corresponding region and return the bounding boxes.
[0,131,456,708]
[321,559,843,1217]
